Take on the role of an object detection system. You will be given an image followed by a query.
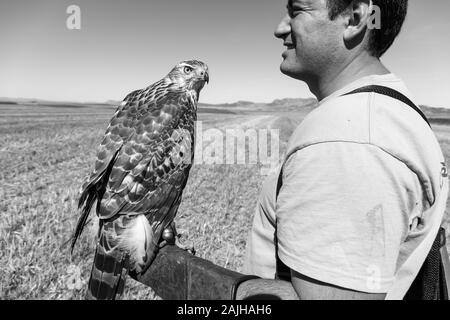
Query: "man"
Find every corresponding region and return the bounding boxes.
[240,0,449,299]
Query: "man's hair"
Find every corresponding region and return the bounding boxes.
[326,0,408,57]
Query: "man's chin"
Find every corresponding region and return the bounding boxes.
[280,63,304,81]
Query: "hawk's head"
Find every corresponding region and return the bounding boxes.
[166,60,209,94]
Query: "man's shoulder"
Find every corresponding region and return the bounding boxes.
[285,76,445,205]
[285,92,372,157]
[286,76,434,157]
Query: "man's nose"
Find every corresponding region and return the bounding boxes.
[274,15,291,39]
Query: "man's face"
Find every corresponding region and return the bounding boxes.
[275,0,345,82]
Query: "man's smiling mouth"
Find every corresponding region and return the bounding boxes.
[284,42,295,49]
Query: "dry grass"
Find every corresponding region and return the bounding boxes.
[0,103,449,299]
[0,104,292,300]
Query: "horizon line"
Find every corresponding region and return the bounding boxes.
[0,95,319,107]
[0,96,448,110]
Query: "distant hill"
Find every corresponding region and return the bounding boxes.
[419,105,450,125]
[0,97,113,107]
[420,105,450,118]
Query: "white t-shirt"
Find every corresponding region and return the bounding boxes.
[244,74,449,299]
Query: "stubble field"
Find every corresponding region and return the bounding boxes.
[0,101,449,299]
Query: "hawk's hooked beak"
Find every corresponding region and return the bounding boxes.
[203,71,209,84]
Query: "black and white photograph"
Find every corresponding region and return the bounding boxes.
[1,0,449,303]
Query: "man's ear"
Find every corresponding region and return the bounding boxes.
[343,0,372,49]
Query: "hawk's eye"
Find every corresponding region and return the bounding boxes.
[183,66,193,74]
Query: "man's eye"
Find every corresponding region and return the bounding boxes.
[286,5,293,16]
[184,66,193,74]
[287,5,302,17]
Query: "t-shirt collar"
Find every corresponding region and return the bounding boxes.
[318,73,399,105]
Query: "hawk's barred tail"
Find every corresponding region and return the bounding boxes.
[86,244,130,300]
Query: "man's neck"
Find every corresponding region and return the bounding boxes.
[310,53,390,101]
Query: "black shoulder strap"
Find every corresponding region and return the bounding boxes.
[342,85,431,128]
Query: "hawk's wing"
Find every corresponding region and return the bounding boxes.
[72,89,195,251]
[98,92,195,221]
[78,89,142,203]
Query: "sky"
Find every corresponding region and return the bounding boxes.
[1,0,449,107]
